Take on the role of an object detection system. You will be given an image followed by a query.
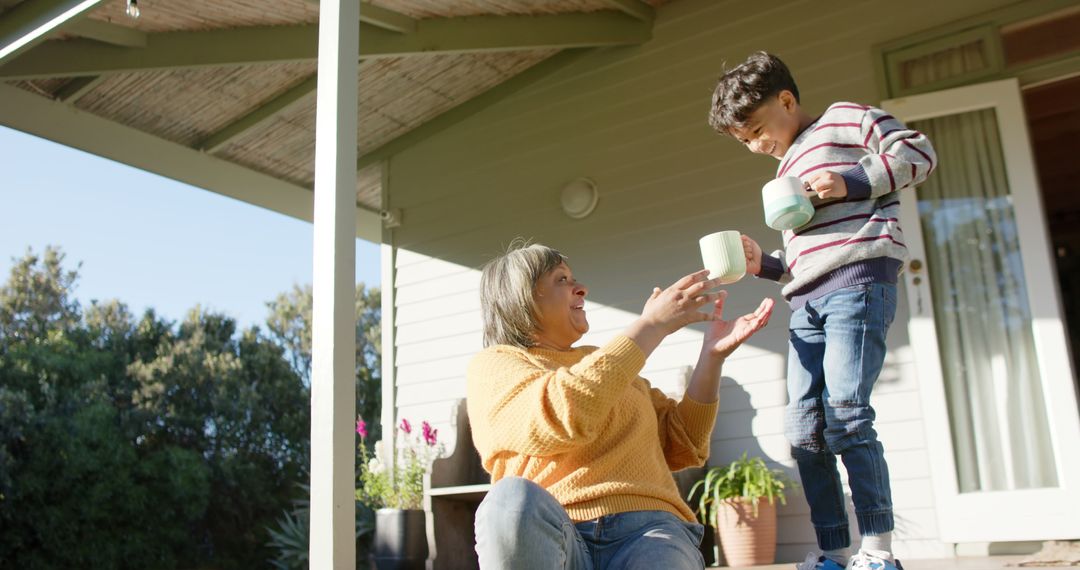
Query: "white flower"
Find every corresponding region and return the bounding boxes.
[367,457,385,475]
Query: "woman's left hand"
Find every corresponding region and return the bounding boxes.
[701,291,774,360]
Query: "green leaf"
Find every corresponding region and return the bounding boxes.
[688,452,800,522]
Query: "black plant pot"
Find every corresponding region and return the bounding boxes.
[373,508,428,570]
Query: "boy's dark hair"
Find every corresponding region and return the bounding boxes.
[708,51,800,135]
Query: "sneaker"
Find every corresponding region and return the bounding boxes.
[796,552,846,570]
[846,551,904,570]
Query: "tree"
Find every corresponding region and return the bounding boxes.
[0,248,210,568]
[0,247,80,345]
[264,283,384,568]
[0,247,352,569]
[266,282,382,443]
[127,307,311,568]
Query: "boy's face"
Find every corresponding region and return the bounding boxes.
[729,90,802,160]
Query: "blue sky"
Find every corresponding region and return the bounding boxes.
[0,125,381,331]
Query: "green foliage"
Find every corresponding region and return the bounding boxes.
[265,484,375,570]
[121,307,312,569]
[687,452,798,525]
[356,419,443,511]
[0,246,384,569]
[266,283,382,443]
[0,247,80,344]
[260,279,385,568]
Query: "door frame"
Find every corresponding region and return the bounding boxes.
[883,78,1080,542]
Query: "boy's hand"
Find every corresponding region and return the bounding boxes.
[807,171,847,199]
[741,235,762,276]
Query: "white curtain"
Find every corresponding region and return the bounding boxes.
[912,108,1058,493]
[900,40,988,91]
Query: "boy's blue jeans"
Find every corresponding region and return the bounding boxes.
[475,477,705,569]
[785,282,897,551]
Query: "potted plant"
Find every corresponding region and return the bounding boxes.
[356,416,444,570]
[688,452,797,567]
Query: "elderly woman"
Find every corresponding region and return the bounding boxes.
[467,242,774,569]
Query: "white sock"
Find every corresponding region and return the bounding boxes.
[860,532,893,561]
[823,547,850,566]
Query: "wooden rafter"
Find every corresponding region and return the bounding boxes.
[0,11,651,80]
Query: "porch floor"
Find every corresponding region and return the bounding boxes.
[723,555,1077,569]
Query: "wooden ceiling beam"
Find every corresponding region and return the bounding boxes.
[0,81,383,241]
[0,11,652,79]
[0,0,107,64]
[355,48,589,171]
[600,0,655,22]
[198,74,319,153]
[305,0,417,34]
[64,18,147,47]
[53,74,103,102]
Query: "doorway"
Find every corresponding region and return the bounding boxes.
[1024,74,1080,392]
[885,79,1080,542]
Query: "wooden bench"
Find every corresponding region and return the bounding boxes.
[423,400,489,570]
[422,399,716,569]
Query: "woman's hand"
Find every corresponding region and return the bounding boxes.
[641,269,726,335]
[624,269,725,356]
[701,290,774,360]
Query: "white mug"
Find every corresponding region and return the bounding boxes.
[699,231,746,284]
[762,176,815,231]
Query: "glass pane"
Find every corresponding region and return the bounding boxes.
[912,108,1058,493]
[899,39,988,91]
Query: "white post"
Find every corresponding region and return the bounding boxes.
[379,163,397,482]
[309,0,358,568]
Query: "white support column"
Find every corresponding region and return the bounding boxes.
[309,0,359,568]
[379,160,397,476]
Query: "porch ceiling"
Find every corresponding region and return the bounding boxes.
[0,0,671,228]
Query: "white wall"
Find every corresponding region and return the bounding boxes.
[384,0,1020,560]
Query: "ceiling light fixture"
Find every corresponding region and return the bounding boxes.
[560,177,598,219]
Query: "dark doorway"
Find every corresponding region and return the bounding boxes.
[1024,74,1080,393]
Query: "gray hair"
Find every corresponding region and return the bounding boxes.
[480,239,567,348]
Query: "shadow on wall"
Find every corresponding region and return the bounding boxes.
[713,363,917,563]
[714,375,798,479]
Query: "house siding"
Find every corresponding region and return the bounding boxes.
[385,0,1019,560]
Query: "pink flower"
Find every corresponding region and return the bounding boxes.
[399,418,412,435]
[356,417,368,439]
[422,421,438,447]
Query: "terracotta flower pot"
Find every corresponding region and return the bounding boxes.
[714,497,777,567]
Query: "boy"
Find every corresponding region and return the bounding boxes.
[708,52,935,570]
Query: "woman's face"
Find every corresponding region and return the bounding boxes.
[533,262,589,350]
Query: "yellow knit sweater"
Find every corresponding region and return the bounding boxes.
[466,335,718,523]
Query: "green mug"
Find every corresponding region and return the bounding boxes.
[763,176,815,231]
[699,230,746,284]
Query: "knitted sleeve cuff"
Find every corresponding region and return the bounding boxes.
[757,254,786,281]
[840,165,872,201]
[676,396,719,443]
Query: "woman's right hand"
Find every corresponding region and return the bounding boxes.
[625,270,724,356]
[641,269,725,334]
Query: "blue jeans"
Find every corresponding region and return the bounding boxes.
[785,282,897,551]
[475,477,705,569]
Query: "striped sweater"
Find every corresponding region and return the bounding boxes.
[758,102,936,308]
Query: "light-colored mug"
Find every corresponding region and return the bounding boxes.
[762,176,815,231]
[699,230,746,284]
